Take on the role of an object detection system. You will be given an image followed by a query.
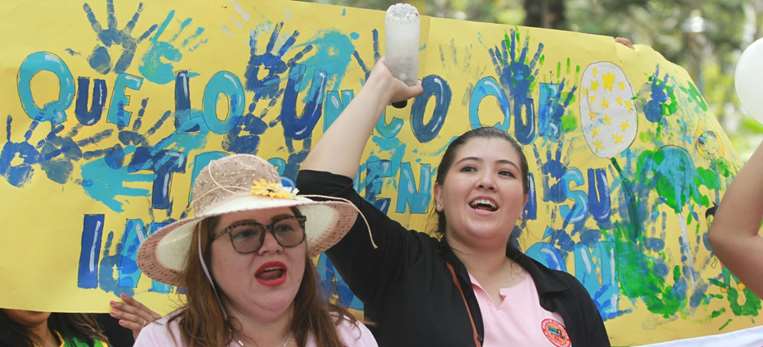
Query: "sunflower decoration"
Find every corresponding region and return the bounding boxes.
[250,179,298,199]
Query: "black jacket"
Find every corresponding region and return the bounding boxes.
[297,170,610,347]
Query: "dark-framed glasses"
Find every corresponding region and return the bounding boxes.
[215,215,307,254]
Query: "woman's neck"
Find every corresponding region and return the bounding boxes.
[30,323,58,347]
[449,237,510,280]
[448,233,524,302]
[233,304,294,347]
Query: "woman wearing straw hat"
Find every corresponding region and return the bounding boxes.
[133,154,377,347]
[298,59,609,347]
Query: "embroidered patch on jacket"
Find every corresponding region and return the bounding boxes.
[541,318,571,347]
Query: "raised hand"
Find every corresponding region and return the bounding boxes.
[109,293,161,338]
[369,58,423,105]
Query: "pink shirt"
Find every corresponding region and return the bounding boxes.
[134,314,378,347]
[470,271,572,347]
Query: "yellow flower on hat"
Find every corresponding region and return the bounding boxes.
[250,179,297,199]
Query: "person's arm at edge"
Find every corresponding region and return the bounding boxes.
[709,142,763,296]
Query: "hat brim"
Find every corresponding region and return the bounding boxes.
[137,196,358,286]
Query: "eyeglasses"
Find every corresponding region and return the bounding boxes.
[214,215,307,254]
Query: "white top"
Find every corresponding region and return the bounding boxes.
[134,313,378,347]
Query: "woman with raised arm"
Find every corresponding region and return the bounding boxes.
[709,142,763,296]
[298,59,609,347]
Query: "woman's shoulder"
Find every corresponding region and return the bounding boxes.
[332,314,378,347]
[134,313,184,346]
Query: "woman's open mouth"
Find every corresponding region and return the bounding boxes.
[255,261,288,287]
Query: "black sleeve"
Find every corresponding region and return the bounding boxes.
[296,169,426,305]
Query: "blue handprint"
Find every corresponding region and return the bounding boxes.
[489,31,544,98]
[224,23,312,154]
[223,102,268,154]
[36,123,113,184]
[539,79,576,141]
[351,29,404,137]
[0,115,113,187]
[81,156,155,212]
[351,29,381,81]
[81,99,156,211]
[101,99,154,169]
[489,31,544,144]
[643,66,677,124]
[83,0,158,74]
[139,10,207,84]
[82,97,209,212]
[0,116,40,187]
[245,22,313,102]
[536,143,567,203]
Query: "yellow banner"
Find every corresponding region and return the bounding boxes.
[0,0,758,345]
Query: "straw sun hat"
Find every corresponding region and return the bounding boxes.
[137,154,359,286]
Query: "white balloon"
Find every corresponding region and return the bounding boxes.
[735,38,763,123]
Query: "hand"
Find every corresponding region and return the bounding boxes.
[368,58,424,105]
[109,294,161,338]
[615,37,634,48]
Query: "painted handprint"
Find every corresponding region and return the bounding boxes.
[641,66,678,124]
[351,29,404,137]
[80,98,206,212]
[223,23,312,154]
[37,123,112,184]
[490,31,544,99]
[0,115,113,187]
[352,29,381,81]
[139,10,207,84]
[83,0,158,74]
[533,139,590,228]
[245,22,313,102]
[537,143,567,203]
[610,145,720,318]
[489,31,544,144]
[279,28,356,147]
[0,116,40,187]
[224,103,268,154]
[538,79,577,141]
[709,268,761,322]
[81,100,157,212]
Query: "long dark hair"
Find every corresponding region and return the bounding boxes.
[0,311,107,347]
[434,126,530,235]
[171,208,357,347]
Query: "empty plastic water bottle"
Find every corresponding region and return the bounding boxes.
[385,3,420,108]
